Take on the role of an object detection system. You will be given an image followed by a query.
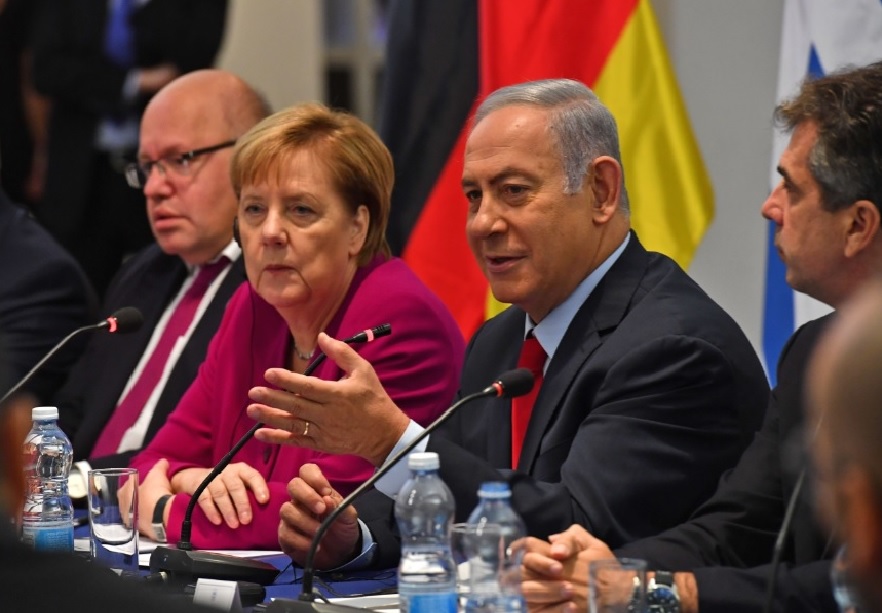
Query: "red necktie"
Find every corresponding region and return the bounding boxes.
[511,335,545,468]
[91,258,229,458]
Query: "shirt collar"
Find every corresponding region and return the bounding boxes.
[184,240,241,275]
[525,233,630,367]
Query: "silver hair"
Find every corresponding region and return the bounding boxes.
[473,78,629,211]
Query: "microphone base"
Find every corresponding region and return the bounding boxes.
[149,546,280,586]
[262,598,376,613]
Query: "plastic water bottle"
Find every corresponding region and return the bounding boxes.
[464,482,527,613]
[395,452,457,613]
[21,406,74,552]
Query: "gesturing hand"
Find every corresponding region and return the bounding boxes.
[247,332,411,466]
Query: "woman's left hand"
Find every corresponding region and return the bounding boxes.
[247,332,411,466]
[133,458,174,541]
[170,463,270,529]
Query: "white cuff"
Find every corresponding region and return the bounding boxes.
[323,520,378,571]
[374,420,428,498]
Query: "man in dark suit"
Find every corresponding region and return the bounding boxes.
[0,177,96,403]
[520,61,882,613]
[55,70,269,493]
[31,0,228,298]
[245,79,769,569]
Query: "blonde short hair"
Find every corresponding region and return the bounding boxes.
[231,103,392,265]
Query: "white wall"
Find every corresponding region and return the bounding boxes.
[652,0,784,354]
[216,0,323,113]
[216,0,785,356]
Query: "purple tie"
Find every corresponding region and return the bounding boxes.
[91,258,228,458]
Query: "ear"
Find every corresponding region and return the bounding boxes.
[588,157,623,225]
[844,200,881,258]
[838,467,882,575]
[349,204,370,257]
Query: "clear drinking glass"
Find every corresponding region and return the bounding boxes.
[87,468,139,576]
[450,523,473,599]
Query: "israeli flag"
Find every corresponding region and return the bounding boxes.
[763,0,882,384]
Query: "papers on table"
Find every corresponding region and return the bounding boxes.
[329,593,400,611]
[73,536,283,567]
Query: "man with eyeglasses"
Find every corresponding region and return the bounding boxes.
[52,70,269,498]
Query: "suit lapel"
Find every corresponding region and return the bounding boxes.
[93,253,186,429]
[480,313,526,467]
[517,234,651,471]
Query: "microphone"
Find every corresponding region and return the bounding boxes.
[268,368,535,613]
[0,307,144,404]
[300,323,391,374]
[149,324,393,585]
[763,468,807,613]
[97,306,144,334]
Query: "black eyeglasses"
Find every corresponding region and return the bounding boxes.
[125,140,237,188]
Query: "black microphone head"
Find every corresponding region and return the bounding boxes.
[106,307,144,334]
[341,323,392,344]
[493,368,535,398]
[372,323,392,339]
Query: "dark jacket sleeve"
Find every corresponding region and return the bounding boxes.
[355,489,399,569]
[691,561,836,613]
[615,402,785,569]
[0,198,97,403]
[615,317,837,613]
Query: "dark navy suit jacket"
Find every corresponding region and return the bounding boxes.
[617,315,837,613]
[0,188,96,402]
[362,233,770,567]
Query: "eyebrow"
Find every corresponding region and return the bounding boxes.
[776,165,792,183]
[461,166,536,189]
[138,148,186,163]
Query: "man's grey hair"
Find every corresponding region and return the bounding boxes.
[473,78,629,211]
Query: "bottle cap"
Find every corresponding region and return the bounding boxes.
[477,481,511,498]
[31,406,59,421]
[408,452,440,470]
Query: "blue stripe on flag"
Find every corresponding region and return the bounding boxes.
[762,221,794,385]
[807,45,823,77]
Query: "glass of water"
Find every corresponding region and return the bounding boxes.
[87,468,139,576]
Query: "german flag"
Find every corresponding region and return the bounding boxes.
[379,0,713,339]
